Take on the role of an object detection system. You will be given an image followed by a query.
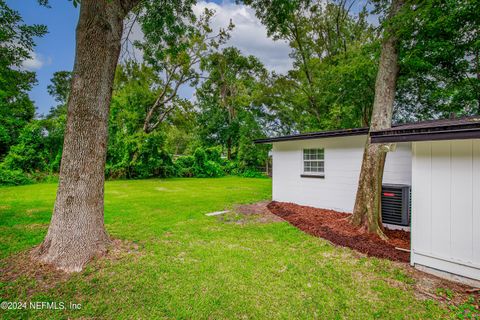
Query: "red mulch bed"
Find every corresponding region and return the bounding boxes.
[267,201,410,262]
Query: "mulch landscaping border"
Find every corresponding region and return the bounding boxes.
[267,201,410,262]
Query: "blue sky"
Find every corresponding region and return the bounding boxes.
[7,0,79,115]
[7,1,373,116]
[8,0,300,116]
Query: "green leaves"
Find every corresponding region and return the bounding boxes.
[41,0,80,8]
[241,0,308,38]
[196,47,269,166]
[135,6,232,134]
[248,0,379,132]
[138,0,197,65]
[0,0,46,158]
[69,0,81,8]
[395,0,480,120]
[47,71,72,105]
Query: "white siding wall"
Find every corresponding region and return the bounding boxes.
[411,140,480,281]
[272,135,412,212]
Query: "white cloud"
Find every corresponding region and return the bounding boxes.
[22,52,50,70]
[121,2,293,73]
[193,1,293,74]
[119,1,293,100]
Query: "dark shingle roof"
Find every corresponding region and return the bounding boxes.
[255,117,480,144]
[370,116,480,143]
[254,127,369,144]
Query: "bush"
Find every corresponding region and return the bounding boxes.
[2,122,48,173]
[130,134,175,178]
[175,155,195,169]
[106,131,175,179]
[0,167,33,186]
[192,148,206,176]
[105,163,129,180]
[33,173,59,184]
[203,160,224,177]
[1,119,64,177]
[205,146,223,163]
[240,168,267,178]
[189,148,225,178]
[223,161,239,175]
[193,148,207,166]
[174,155,195,177]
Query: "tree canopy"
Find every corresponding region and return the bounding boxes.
[0,0,46,158]
[395,0,480,121]
[1,0,479,186]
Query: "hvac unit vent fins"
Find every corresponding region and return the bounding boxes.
[381,184,410,226]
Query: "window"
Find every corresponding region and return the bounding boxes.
[302,148,324,178]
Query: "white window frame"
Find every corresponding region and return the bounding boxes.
[302,148,325,177]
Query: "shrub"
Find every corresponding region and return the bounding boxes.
[193,148,207,167]
[237,130,269,170]
[2,122,48,173]
[175,155,195,169]
[0,167,33,186]
[34,173,59,184]
[205,146,223,163]
[105,162,129,180]
[193,148,207,176]
[174,155,195,177]
[203,160,224,177]
[223,161,239,175]
[240,169,267,178]
[177,166,194,177]
[130,134,174,178]
[106,131,174,179]
[191,148,225,178]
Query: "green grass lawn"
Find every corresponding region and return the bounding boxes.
[0,177,451,319]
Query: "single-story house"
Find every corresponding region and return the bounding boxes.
[255,117,480,286]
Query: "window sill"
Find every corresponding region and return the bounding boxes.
[300,174,325,179]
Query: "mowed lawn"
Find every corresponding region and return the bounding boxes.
[0,177,450,319]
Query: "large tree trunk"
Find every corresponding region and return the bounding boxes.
[31,0,139,272]
[351,0,404,237]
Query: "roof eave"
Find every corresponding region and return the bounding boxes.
[254,128,369,144]
[370,128,480,143]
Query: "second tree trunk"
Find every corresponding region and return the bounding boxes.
[351,0,404,237]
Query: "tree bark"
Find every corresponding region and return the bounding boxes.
[32,0,139,272]
[351,0,404,237]
[227,137,232,160]
[476,49,480,114]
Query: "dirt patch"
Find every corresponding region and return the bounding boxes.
[20,223,49,230]
[396,262,480,314]
[219,201,284,224]
[0,251,70,296]
[235,201,284,222]
[25,208,46,217]
[0,239,142,297]
[267,201,410,262]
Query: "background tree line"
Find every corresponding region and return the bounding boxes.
[1,0,478,186]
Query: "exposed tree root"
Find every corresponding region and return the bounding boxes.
[1,239,142,299]
[31,232,111,273]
